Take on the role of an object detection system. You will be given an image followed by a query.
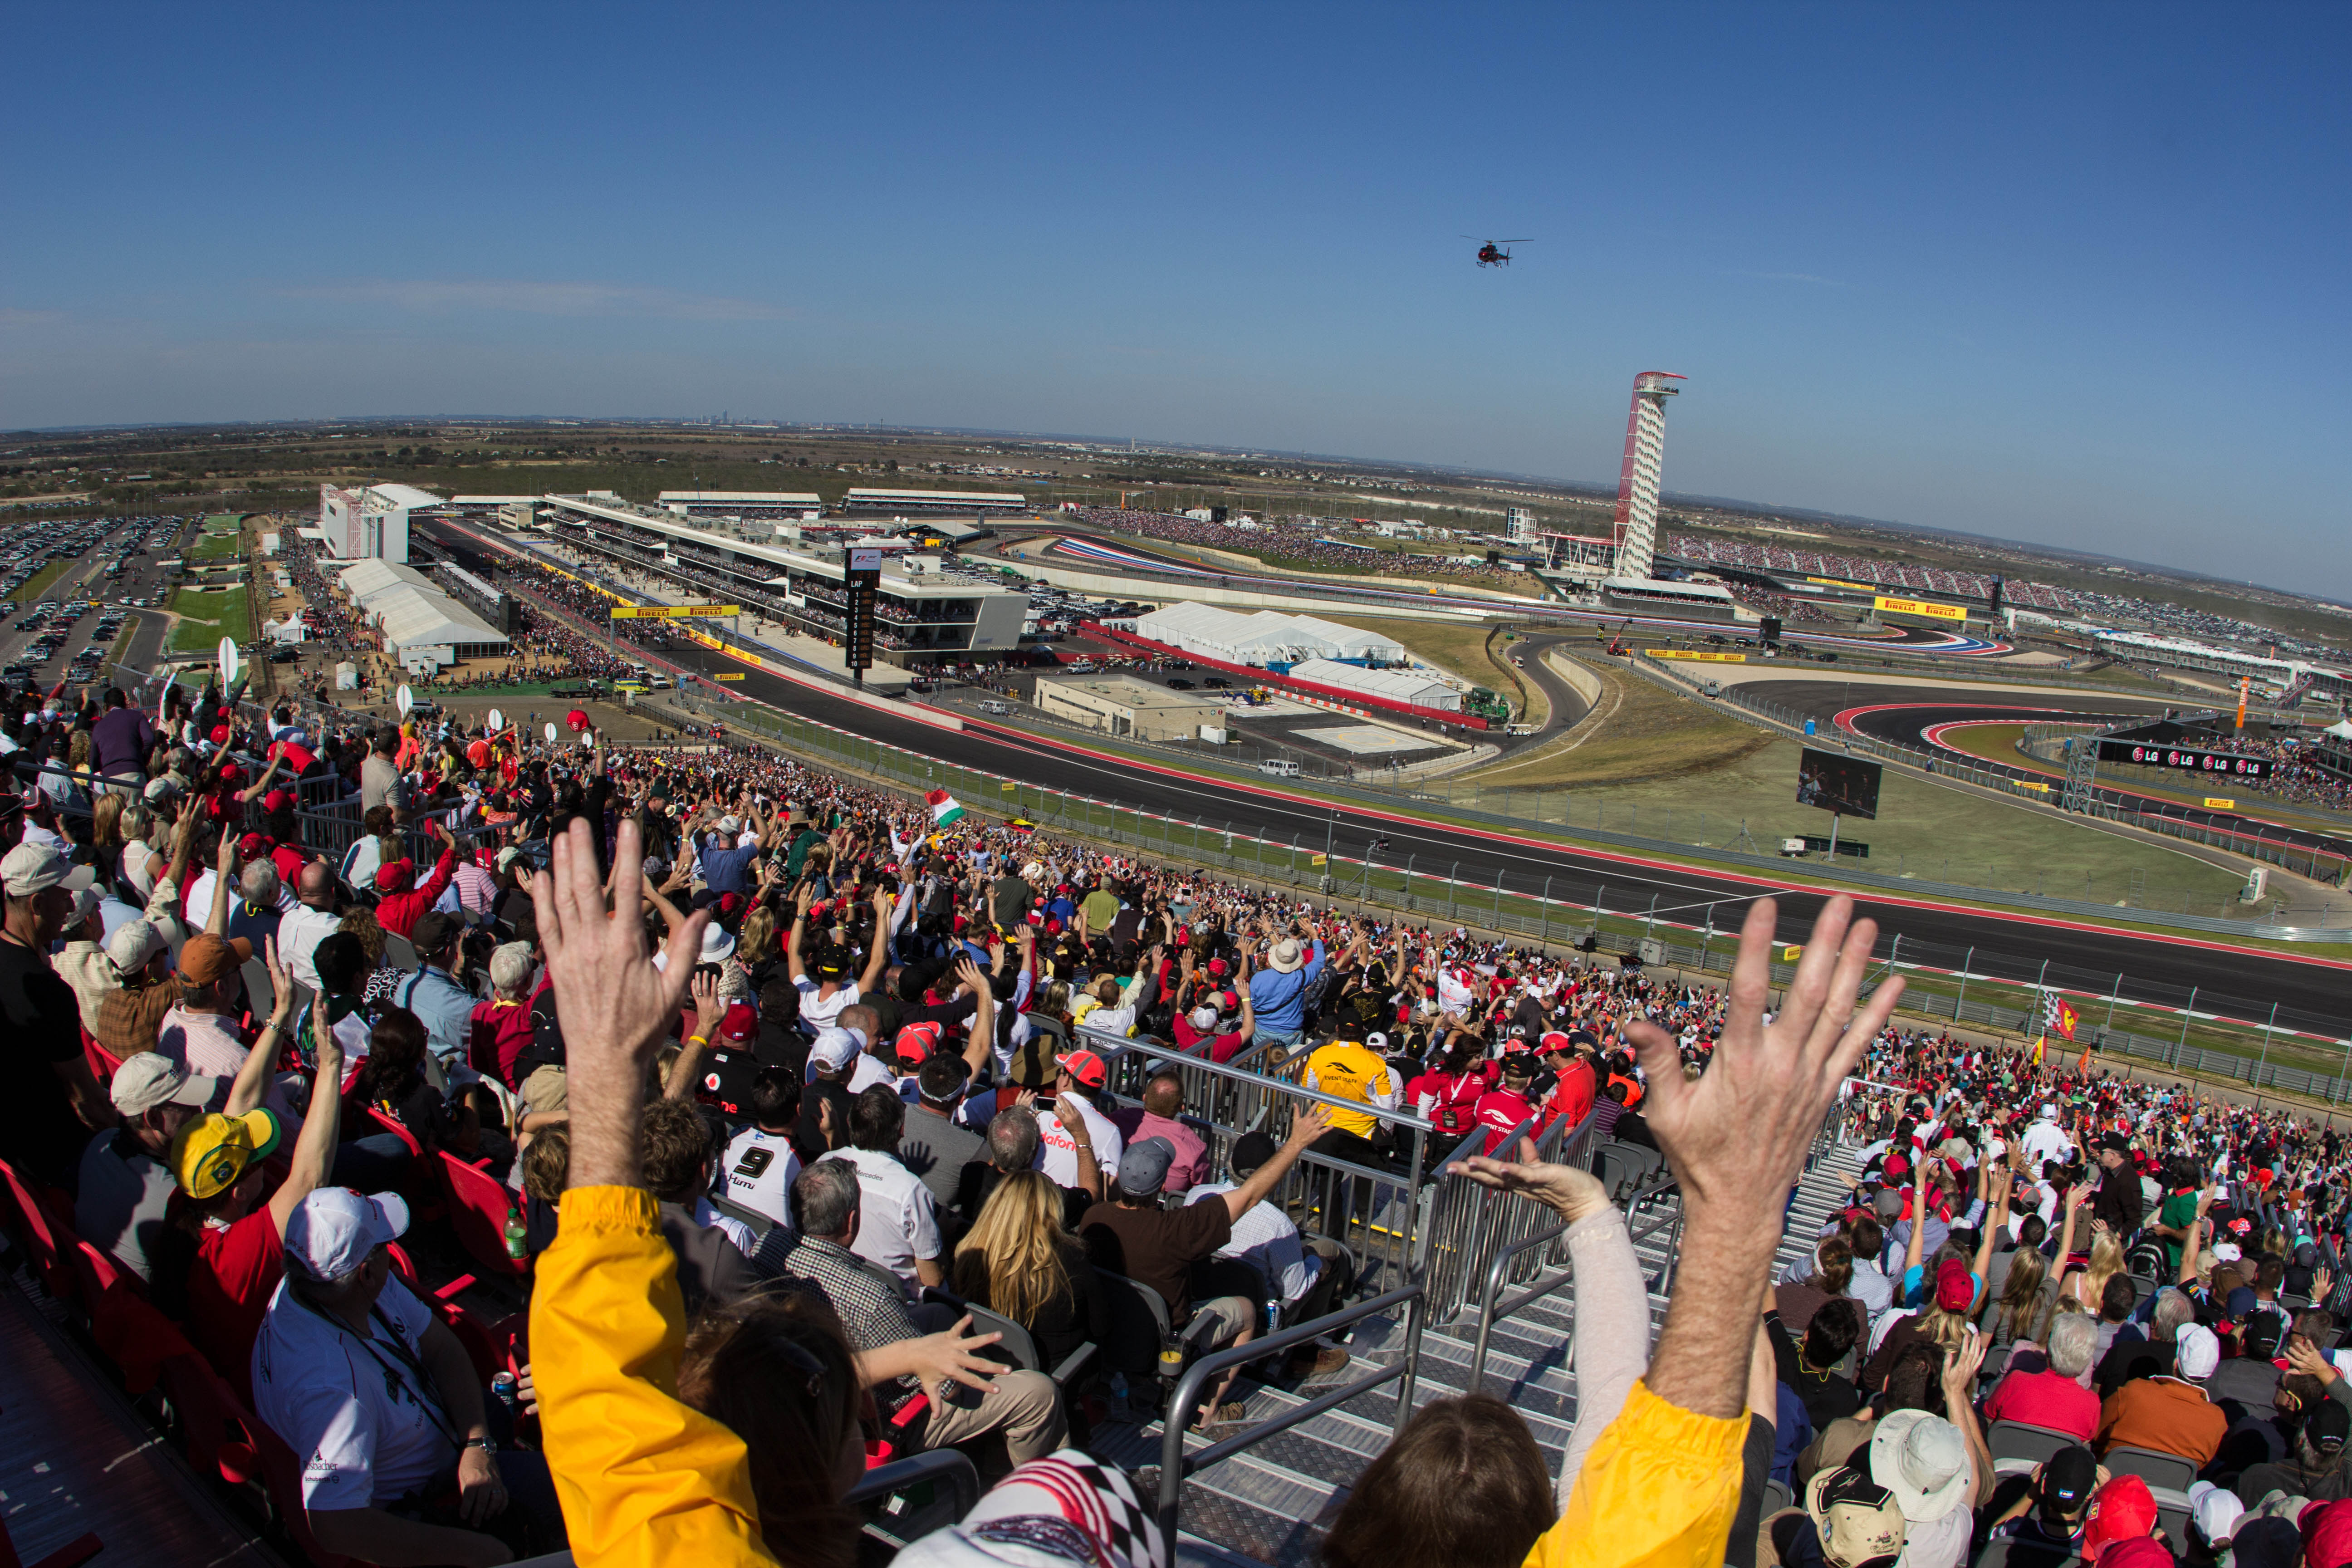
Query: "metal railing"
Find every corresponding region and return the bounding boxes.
[1156,1285,1424,1567]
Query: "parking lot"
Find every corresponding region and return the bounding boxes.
[0,513,189,696]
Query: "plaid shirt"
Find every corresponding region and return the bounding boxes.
[769,1233,925,1410]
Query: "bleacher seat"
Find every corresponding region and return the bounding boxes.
[1986,1420,2085,1476]
[2099,1444,2197,1492]
[438,1150,530,1279]
[382,932,419,972]
[0,1158,74,1300]
[958,1301,1098,1392]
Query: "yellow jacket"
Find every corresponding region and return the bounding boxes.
[1528,1380,1747,1568]
[530,1186,776,1567]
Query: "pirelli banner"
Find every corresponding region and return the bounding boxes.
[1648,649,1747,663]
[2097,740,2272,779]
[608,604,741,619]
[1873,595,1968,622]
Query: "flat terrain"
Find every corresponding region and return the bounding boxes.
[187,514,246,559]
[167,585,247,651]
[1320,614,1531,715]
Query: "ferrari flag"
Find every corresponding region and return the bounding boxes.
[2041,990,2081,1043]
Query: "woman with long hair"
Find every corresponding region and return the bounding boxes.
[676,1292,866,1568]
[1321,1395,1556,1568]
[951,1169,1107,1375]
[336,904,404,1005]
[345,1008,455,1152]
[1978,1244,2057,1354]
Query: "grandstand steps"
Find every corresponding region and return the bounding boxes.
[1113,1147,1863,1568]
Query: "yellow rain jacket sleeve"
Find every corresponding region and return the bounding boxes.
[1527,1380,1748,1568]
[529,1185,775,1567]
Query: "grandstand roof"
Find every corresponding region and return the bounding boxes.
[659,490,823,506]
[365,483,447,511]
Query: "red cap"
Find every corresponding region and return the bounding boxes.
[2081,1475,2158,1563]
[1884,1153,1910,1180]
[237,831,270,858]
[377,858,415,892]
[565,709,591,732]
[216,762,245,784]
[209,724,231,746]
[2304,1498,2352,1568]
[718,1002,758,1043]
[466,740,491,768]
[1934,1257,1975,1312]
[895,1021,943,1065]
[262,789,294,814]
[1054,1049,1108,1089]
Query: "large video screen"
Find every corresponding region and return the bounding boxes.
[1796,747,1883,820]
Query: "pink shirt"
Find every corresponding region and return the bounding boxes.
[1110,1108,1209,1194]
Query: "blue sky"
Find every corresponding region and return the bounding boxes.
[5,5,2348,597]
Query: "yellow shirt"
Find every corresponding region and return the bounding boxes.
[1301,1040,1396,1139]
[1529,1380,1748,1568]
[531,1186,776,1567]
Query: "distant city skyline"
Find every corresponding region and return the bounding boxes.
[2,5,2347,597]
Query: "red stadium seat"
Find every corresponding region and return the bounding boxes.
[436,1152,529,1280]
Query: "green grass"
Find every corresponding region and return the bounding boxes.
[189,517,246,560]
[17,559,72,602]
[167,585,248,652]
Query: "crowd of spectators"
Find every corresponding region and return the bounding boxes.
[1071,508,1536,593]
[7,658,2352,1567]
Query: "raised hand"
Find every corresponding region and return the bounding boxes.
[534,817,707,1189]
[1446,1147,1612,1223]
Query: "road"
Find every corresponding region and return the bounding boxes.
[419,518,2348,1030]
[1745,677,2352,860]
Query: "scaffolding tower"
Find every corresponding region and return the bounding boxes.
[1610,371,1685,582]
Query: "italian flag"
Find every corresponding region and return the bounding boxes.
[926,789,965,827]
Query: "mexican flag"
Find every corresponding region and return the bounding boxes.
[926,789,964,827]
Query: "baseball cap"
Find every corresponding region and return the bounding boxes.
[110,1053,220,1118]
[2305,1498,2352,1568]
[2188,1481,2244,1547]
[409,911,460,954]
[892,1450,1163,1568]
[0,841,94,898]
[1117,1137,1175,1198]
[2312,1397,2352,1456]
[808,1027,862,1074]
[177,931,254,988]
[718,1002,758,1043]
[1229,1130,1278,1176]
[2044,1446,2097,1511]
[1055,1049,1108,1090]
[283,1187,410,1283]
[1188,1004,1220,1032]
[1539,1030,1573,1055]
[1934,1258,1975,1312]
[2081,1474,2158,1563]
[262,788,295,814]
[2175,1322,2222,1380]
[1869,1409,1968,1522]
[106,918,165,974]
[376,858,415,892]
[1804,1465,1907,1568]
[2097,1132,2132,1155]
[170,1108,284,1200]
[142,776,181,803]
[894,1021,943,1065]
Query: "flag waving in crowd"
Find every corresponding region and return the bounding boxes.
[2042,988,2081,1042]
[925,787,964,827]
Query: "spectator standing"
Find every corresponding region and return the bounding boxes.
[1247,930,1323,1049]
[819,1086,946,1289]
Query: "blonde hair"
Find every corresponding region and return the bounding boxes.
[952,1170,1073,1328]
[2080,1231,2125,1313]
[739,907,778,968]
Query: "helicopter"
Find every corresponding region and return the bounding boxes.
[1464,235,1531,267]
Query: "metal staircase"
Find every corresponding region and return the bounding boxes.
[1094,1143,1867,1568]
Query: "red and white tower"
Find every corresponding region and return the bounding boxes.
[1609,371,1684,581]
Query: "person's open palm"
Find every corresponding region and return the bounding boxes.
[1622,895,1904,1211]
[534,818,705,1178]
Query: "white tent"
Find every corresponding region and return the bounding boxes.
[1289,658,1460,710]
[2325,719,2352,741]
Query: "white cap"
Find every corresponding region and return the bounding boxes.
[109,1052,220,1118]
[2188,1481,2243,1545]
[809,1027,862,1073]
[2176,1323,2222,1380]
[1189,1005,1219,1031]
[284,1187,411,1283]
[715,814,740,837]
[106,918,165,974]
[1,841,95,898]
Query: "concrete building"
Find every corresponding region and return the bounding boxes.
[542,492,1029,664]
[660,490,823,521]
[1287,658,1461,710]
[314,482,444,564]
[1034,676,1217,740]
